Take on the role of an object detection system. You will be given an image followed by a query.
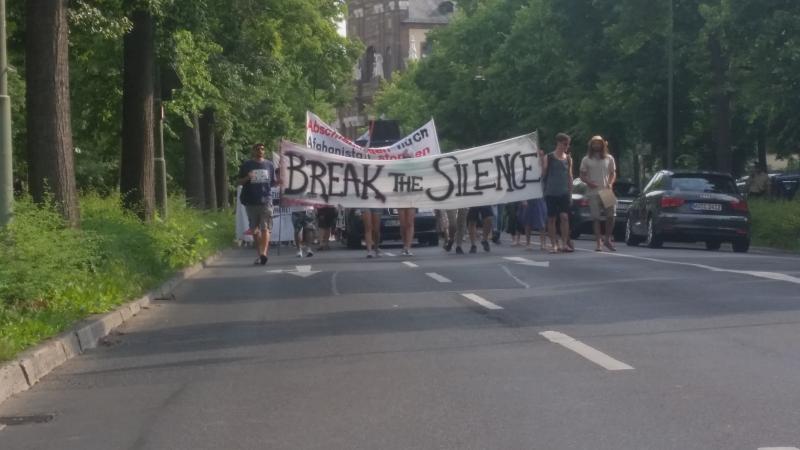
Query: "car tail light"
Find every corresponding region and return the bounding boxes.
[730,199,749,212]
[576,198,590,207]
[660,196,685,208]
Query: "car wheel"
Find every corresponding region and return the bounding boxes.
[645,217,663,248]
[705,240,721,251]
[732,238,750,253]
[625,219,640,246]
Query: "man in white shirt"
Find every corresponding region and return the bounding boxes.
[580,136,617,251]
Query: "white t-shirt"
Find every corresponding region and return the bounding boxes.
[580,155,616,193]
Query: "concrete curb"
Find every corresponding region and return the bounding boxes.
[0,250,224,407]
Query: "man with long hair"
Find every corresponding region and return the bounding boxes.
[580,136,617,251]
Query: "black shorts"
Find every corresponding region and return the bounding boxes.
[317,206,337,229]
[545,195,570,217]
[467,206,494,223]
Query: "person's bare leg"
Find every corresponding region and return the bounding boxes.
[405,210,415,251]
[605,213,616,250]
[261,227,270,256]
[559,213,572,251]
[482,217,492,242]
[363,213,374,254]
[372,214,381,253]
[593,220,603,251]
[547,217,557,251]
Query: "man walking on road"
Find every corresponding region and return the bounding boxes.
[238,143,276,265]
[580,136,617,252]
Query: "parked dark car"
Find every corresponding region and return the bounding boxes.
[624,171,751,252]
[570,179,640,240]
[343,208,439,249]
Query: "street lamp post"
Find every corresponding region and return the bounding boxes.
[666,0,674,170]
[0,0,13,227]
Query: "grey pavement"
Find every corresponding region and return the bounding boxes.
[1,235,799,450]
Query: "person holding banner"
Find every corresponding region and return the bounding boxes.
[580,136,617,252]
[238,143,276,265]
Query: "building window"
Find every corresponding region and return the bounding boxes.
[384,46,393,78]
[363,46,375,82]
[438,1,454,14]
[421,40,431,58]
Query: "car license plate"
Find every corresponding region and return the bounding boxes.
[692,203,722,211]
[385,219,400,227]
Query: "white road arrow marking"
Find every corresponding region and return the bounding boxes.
[503,256,550,267]
[540,331,634,371]
[289,265,320,278]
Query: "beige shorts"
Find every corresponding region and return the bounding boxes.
[245,205,273,232]
[588,194,615,221]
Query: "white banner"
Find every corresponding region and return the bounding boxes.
[280,133,542,209]
[306,111,441,160]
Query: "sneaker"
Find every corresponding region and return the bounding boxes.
[492,235,500,244]
[455,246,464,254]
[469,245,477,254]
[296,250,303,258]
[401,249,409,256]
[260,255,268,265]
[253,257,261,265]
[444,239,454,252]
[306,250,314,258]
[367,253,373,259]
[374,250,381,258]
[481,240,491,252]
[405,250,414,256]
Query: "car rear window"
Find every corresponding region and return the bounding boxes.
[670,175,737,194]
[613,183,638,196]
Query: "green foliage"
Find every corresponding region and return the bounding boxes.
[748,199,800,252]
[0,195,231,361]
[374,0,800,174]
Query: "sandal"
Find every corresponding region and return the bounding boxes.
[604,240,617,252]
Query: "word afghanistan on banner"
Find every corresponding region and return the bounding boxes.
[306,111,441,160]
[280,132,543,209]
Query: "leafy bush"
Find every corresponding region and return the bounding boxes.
[749,198,800,252]
[0,194,231,361]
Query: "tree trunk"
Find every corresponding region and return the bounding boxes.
[120,3,156,222]
[708,33,732,175]
[214,132,229,209]
[199,108,217,210]
[25,0,79,226]
[757,124,768,170]
[182,115,205,208]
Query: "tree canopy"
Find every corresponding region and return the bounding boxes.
[373,0,800,178]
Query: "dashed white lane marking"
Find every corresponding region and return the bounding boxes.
[0,424,5,431]
[461,293,503,310]
[540,331,634,371]
[331,272,340,296]
[426,272,452,283]
[503,256,550,267]
[581,249,800,285]
[501,265,530,289]
[382,252,396,257]
[758,447,799,450]
[402,261,418,268]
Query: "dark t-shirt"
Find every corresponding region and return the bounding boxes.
[238,159,275,206]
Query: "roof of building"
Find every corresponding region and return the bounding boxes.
[403,0,454,25]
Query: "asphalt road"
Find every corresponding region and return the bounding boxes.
[1,235,799,450]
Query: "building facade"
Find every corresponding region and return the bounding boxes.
[337,0,454,138]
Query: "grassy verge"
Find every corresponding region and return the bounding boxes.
[749,198,800,252]
[0,194,232,361]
